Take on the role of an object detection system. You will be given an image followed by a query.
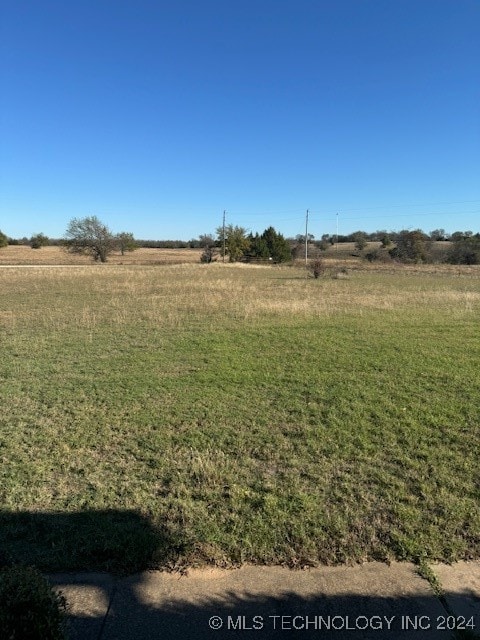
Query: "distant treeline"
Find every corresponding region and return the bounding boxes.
[5,228,477,248]
[6,237,197,248]
[4,227,480,265]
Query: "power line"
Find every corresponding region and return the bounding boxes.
[309,199,480,215]
[224,210,303,218]
[220,199,480,219]
[313,210,480,223]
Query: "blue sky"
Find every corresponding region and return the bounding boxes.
[1,0,479,240]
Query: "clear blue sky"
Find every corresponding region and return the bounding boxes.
[1,0,479,240]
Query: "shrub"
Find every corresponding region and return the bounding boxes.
[353,232,368,252]
[365,248,392,263]
[0,565,68,640]
[380,234,392,248]
[308,258,324,279]
[0,230,8,248]
[200,246,218,263]
[446,236,480,265]
[30,233,49,249]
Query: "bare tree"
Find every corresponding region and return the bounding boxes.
[64,216,115,263]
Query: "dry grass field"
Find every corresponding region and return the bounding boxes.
[0,245,203,265]
[0,240,452,267]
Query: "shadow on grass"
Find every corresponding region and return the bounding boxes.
[1,510,478,639]
[0,509,186,574]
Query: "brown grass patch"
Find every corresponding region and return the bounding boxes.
[2,262,479,335]
[0,245,202,265]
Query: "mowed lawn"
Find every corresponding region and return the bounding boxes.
[0,263,479,572]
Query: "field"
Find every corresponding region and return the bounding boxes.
[0,240,452,266]
[0,245,203,265]
[0,258,479,573]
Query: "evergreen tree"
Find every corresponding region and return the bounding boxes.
[260,226,292,262]
[247,233,270,259]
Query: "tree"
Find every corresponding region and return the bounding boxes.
[30,232,49,249]
[0,230,8,249]
[116,232,137,255]
[429,228,447,241]
[64,216,115,263]
[389,229,429,263]
[446,234,480,265]
[216,224,250,262]
[296,233,315,244]
[352,231,368,252]
[260,226,292,262]
[198,233,216,248]
[247,233,270,259]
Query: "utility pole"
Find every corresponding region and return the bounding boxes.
[305,209,309,267]
[336,212,339,251]
[222,210,226,263]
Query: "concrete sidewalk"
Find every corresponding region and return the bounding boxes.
[48,561,480,640]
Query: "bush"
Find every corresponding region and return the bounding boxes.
[353,232,368,252]
[200,246,218,263]
[445,236,480,265]
[365,248,392,263]
[0,565,68,640]
[0,230,8,248]
[380,234,392,248]
[30,233,49,249]
[308,258,324,279]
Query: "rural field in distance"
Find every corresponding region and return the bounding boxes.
[0,252,479,573]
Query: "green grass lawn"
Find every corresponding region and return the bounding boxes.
[1,263,479,572]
